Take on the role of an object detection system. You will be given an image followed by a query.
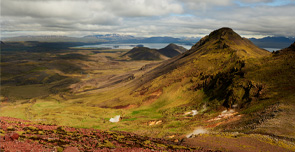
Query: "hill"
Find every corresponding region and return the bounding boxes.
[122,47,169,60]
[157,43,187,58]
[278,41,295,53]
[250,36,294,49]
[125,27,294,139]
[1,28,295,151]
[135,27,270,87]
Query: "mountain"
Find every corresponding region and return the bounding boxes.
[121,47,168,60]
[4,34,193,44]
[84,34,136,42]
[127,27,295,140]
[157,43,187,58]
[250,36,294,49]
[278,41,295,53]
[140,37,180,43]
[1,27,295,151]
[84,35,182,43]
[191,27,270,58]
[2,35,107,43]
[135,27,270,87]
[121,43,187,60]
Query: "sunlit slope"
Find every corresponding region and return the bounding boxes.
[1,28,294,141]
[122,28,295,137]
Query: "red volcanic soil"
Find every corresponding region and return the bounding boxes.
[0,117,217,152]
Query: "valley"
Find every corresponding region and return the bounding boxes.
[1,28,295,151]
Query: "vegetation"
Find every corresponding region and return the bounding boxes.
[1,28,295,151]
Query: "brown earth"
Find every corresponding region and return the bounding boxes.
[185,133,294,152]
[0,116,218,152]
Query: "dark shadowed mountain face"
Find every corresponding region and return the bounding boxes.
[157,43,187,58]
[121,47,167,60]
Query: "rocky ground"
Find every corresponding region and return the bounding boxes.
[0,117,218,152]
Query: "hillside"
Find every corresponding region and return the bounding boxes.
[122,47,169,60]
[1,28,295,151]
[126,27,294,139]
[157,43,187,58]
[134,27,270,87]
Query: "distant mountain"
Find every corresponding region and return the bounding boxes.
[121,47,168,60]
[3,35,107,43]
[277,41,295,53]
[250,36,293,49]
[84,35,182,43]
[3,34,200,45]
[140,37,180,43]
[84,34,136,42]
[157,43,187,58]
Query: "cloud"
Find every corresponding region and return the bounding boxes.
[1,0,295,38]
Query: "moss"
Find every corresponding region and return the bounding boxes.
[27,126,38,131]
[143,140,151,145]
[156,143,168,149]
[7,126,15,131]
[0,130,6,134]
[103,140,116,148]
[38,131,44,135]
[67,132,73,136]
[57,126,67,134]
[169,145,189,150]
[16,131,25,136]
[56,146,63,152]
[116,135,125,141]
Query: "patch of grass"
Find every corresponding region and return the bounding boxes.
[121,118,137,121]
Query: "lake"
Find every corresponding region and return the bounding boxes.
[74,43,281,52]
[263,48,281,52]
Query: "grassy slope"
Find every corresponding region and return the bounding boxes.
[1,29,295,151]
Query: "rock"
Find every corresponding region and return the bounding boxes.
[148,120,162,126]
[109,115,121,123]
[10,132,20,140]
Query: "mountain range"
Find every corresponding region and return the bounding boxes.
[250,36,294,49]
[122,43,187,60]
[3,34,294,50]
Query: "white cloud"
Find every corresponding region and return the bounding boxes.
[1,0,295,38]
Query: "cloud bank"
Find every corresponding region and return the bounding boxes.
[1,0,295,38]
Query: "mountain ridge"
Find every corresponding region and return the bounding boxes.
[157,43,187,58]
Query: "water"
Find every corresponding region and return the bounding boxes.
[74,43,193,50]
[263,48,281,52]
[75,43,280,52]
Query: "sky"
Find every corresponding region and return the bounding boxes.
[1,0,295,38]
